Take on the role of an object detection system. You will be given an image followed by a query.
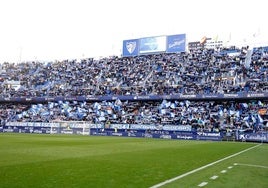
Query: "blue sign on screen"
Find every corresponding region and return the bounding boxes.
[122,39,139,57]
[166,34,186,53]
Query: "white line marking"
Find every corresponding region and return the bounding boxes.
[228,166,233,169]
[150,144,261,188]
[198,182,208,187]
[221,170,227,173]
[236,163,268,169]
[233,163,238,165]
[210,175,218,180]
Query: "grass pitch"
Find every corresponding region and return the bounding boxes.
[0,133,267,188]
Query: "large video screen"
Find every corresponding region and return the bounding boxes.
[139,36,167,54]
[122,33,186,57]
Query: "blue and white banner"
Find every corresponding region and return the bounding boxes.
[163,125,191,131]
[2,126,54,134]
[89,129,222,141]
[196,132,223,141]
[166,34,186,53]
[6,122,60,127]
[236,131,268,142]
[122,39,139,57]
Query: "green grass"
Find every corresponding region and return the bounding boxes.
[0,133,267,188]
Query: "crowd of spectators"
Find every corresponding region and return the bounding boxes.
[0,99,267,133]
[0,46,267,97]
[0,45,268,133]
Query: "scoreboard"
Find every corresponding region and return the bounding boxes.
[122,33,186,57]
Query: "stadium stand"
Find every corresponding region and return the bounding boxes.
[0,44,268,141]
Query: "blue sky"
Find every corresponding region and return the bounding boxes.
[0,0,267,63]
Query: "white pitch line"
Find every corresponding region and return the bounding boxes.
[149,144,261,188]
[210,175,218,180]
[220,170,227,173]
[198,182,208,187]
[228,166,233,169]
[236,163,268,169]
